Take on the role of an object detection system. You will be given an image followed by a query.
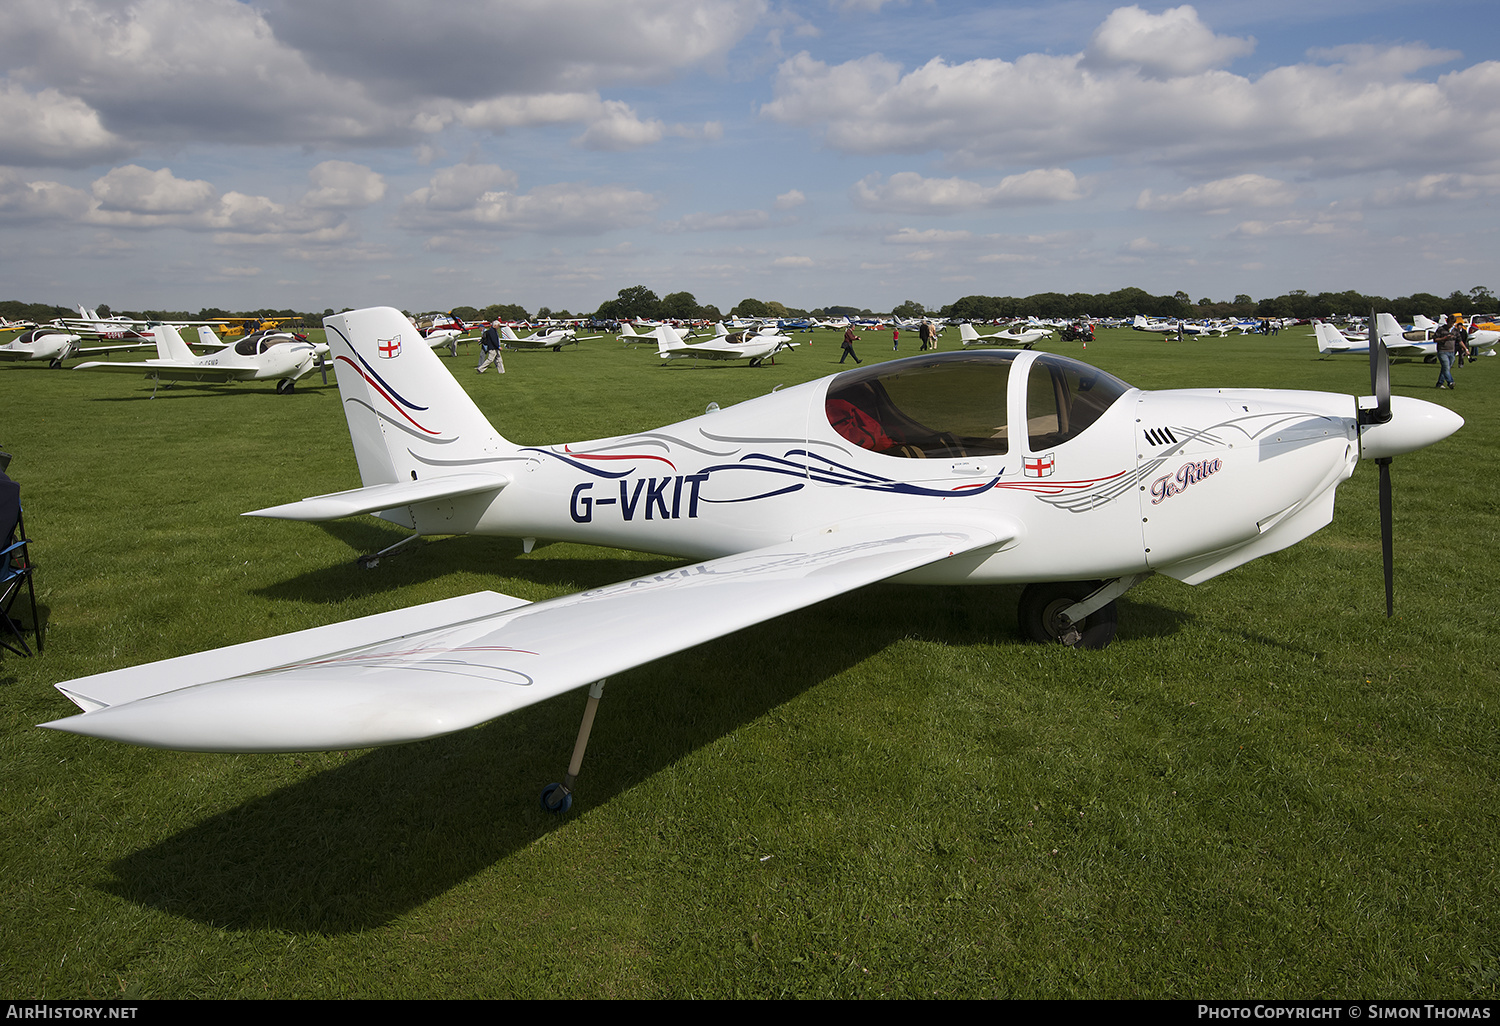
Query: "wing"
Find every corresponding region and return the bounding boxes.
[72,360,235,381]
[244,472,512,521]
[41,517,1011,753]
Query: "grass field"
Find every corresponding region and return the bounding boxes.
[1,324,1495,999]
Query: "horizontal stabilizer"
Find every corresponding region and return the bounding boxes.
[243,472,512,521]
[42,517,1009,752]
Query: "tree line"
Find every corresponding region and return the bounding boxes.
[7,284,1493,330]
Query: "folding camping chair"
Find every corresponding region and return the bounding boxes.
[0,469,41,657]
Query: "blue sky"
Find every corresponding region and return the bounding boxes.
[2,0,1497,316]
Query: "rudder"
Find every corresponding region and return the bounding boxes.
[323,307,515,488]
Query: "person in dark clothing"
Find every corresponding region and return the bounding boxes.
[840,324,862,364]
[1433,314,1466,389]
[477,321,505,375]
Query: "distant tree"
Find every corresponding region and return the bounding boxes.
[1234,294,1253,306]
[595,285,660,321]
[660,291,700,320]
[480,303,529,322]
[891,299,925,319]
[733,298,770,317]
[451,305,481,322]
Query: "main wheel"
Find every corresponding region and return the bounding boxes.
[540,783,573,814]
[276,378,294,394]
[1018,581,1118,650]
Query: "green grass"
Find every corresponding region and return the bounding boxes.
[1,327,1495,998]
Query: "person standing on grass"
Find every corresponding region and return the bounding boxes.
[841,324,862,364]
[477,321,505,375]
[1433,314,1465,389]
[919,319,934,351]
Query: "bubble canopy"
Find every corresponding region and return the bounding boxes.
[824,351,1133,458]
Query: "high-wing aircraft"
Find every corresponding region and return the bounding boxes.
[499,326,599,352]
[72,322,324,393]
[960,322,1050,348]
[654,323,795,366]
[42,307,1463,813]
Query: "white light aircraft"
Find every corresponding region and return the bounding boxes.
[500,326,599,352]
[73,322,324,394]
[43,307,1462,813]
[960,323,1050,348]
[1313,315,1498,360]
[654,323,794,366]
[0,326,87,367]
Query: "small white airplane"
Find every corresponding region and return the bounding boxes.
[43,307,1463,815]
[1313,315,1498,360]
[960,323,1049,348]
[0,325,87,367]
[1132,314,1183,335]
[500,326,600,352]
[654,323,794,366]
[73,322,325,394]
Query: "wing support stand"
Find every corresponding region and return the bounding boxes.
[356,533,422,569]
[541,678,606,814]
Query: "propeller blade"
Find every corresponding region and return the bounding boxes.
[318,354,328,385]
[1368,306,1390,423]
[1378,457,1394,617]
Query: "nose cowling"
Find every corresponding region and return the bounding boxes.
[1358,396,1464,461]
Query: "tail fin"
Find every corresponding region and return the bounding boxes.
[617,322,640,338]
[1411,314,1438,330]
[1313,322,1352,355]
[323,307,515,487]
[499,326,518,341]
[654,325,687,356]
[153,324,196,362]
[959,323,979,343]
[197,326,223,347]
[1375,313,1412,343]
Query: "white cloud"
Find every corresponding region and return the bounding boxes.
[0,83,132,167]
[885,228,972,244]
[852,170,1084,213]
[302,161,387,210]
[1136,173,1305,213]
[0,0,766,162]
[1084,5,1254,78]
[662,209,771,232]
[774,189,806,210]
[92,166,217,215]
[761,13,1500,180]
[398,165,660,233]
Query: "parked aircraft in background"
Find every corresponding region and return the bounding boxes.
[654,323,794,365]
[500,326,600,351]
[74,322,324,394]
[960,323,1050,348]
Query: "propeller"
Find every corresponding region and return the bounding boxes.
[317,353,328,385]
[1366,308,1394,616]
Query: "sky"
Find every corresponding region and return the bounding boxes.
[2,0,1498,316]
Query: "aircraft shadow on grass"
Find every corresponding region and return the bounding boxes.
[101,581,1187,934]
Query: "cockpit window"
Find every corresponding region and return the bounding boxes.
[1025,353,1132,451]
[824,353,1016,458]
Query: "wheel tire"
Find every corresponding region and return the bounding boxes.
[540,783,573,814]
[1018,581,1118,650]
[276,378,294,394]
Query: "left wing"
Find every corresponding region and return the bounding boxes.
[42,516,1011,753]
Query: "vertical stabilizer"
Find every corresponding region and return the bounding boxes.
[323,308,515,488]
[153,324,196,362]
